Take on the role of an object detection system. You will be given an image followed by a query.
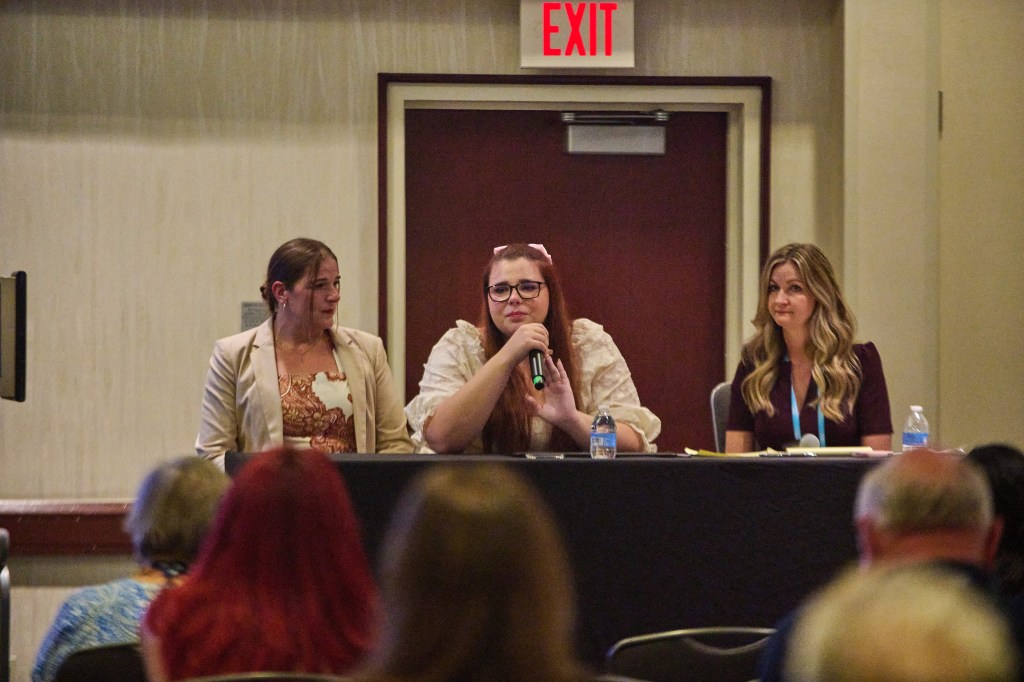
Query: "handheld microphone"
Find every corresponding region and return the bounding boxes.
[529,349,545,390]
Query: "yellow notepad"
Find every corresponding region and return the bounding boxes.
[684,448,762,458]
[784,446,875,456]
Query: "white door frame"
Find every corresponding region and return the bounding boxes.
[382,77,769,392]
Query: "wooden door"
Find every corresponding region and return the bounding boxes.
[404,108,726,451]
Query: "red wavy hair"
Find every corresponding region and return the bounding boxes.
[144,447,378,678]
[479,244,580,453]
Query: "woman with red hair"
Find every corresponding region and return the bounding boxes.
[141,447,378,680]
[406,243,660,454]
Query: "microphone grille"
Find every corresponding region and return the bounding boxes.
[799,433,821,448]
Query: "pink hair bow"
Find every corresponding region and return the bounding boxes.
[493,243,553,264]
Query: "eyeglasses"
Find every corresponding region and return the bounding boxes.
[486,280,545,302]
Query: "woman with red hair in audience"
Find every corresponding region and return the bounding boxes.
[141,446,378,680]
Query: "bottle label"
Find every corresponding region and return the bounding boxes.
[590,431,616,450]
[902,432,928,448]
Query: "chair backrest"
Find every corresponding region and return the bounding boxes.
[177,671,352,675]
[52,642,147,682]
[606,626,775,682]
[710,382,732,452]
[1,528,9,682]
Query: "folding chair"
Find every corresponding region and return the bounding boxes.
[53,642,146,682]
[710,382,732,452]
[177,674,351,682]
[606,626,775,682]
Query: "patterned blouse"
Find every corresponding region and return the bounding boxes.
[279,370,357,453]
[32,578,160,682]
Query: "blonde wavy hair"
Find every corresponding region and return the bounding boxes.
[740,243,860,422]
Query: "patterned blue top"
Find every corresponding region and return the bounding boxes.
[32,578,161,682]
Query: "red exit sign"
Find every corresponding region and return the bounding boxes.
[521,0,635,68]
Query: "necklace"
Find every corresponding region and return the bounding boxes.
[276,331,325,364]
[280,340,315,361]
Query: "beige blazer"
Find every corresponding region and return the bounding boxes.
[195,319,413,465]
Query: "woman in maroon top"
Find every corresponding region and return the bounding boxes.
[725,243,892,452]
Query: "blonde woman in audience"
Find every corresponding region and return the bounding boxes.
[356,463,590,682]
[32,457,228,682]
[725,243,892,452]
[785,564,1019,682]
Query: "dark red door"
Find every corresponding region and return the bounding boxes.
[404,108,726,451]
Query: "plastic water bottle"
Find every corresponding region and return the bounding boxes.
[901,405,929,451]
[590,405,617,459]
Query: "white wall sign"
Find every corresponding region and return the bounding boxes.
[520,1,635,68]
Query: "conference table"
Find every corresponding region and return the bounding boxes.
[226,453,880,663]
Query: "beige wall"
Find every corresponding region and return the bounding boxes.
[843,0,941,450]
[0,0,846,499]
[1,1,1022,678]
[938,0,1024,448]
[845,0,1024,450]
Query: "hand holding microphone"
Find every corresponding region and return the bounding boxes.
[505,324,549,390]
[529,349,545,390]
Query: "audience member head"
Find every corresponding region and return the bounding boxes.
[123,456,228,570]
[854,448,1001,569]
[785,563,1019,682]
[364,463,583,682]
[968,443,1024,595]
[143,447,378,678]
[478,243,580,452]
[260,237,338,317]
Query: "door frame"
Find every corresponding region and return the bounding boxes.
[378,73,771,393]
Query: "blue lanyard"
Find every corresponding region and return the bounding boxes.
[787,357,826,446]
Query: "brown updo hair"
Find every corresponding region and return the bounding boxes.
[259,238,338,316]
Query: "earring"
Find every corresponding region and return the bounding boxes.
[282,299,288,309]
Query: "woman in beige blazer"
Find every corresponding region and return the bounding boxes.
[196,238,413,467]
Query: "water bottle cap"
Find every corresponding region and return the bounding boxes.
[599,404,610,410]
[911,405,924,412]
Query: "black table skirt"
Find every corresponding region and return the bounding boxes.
[227,453,878,663]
